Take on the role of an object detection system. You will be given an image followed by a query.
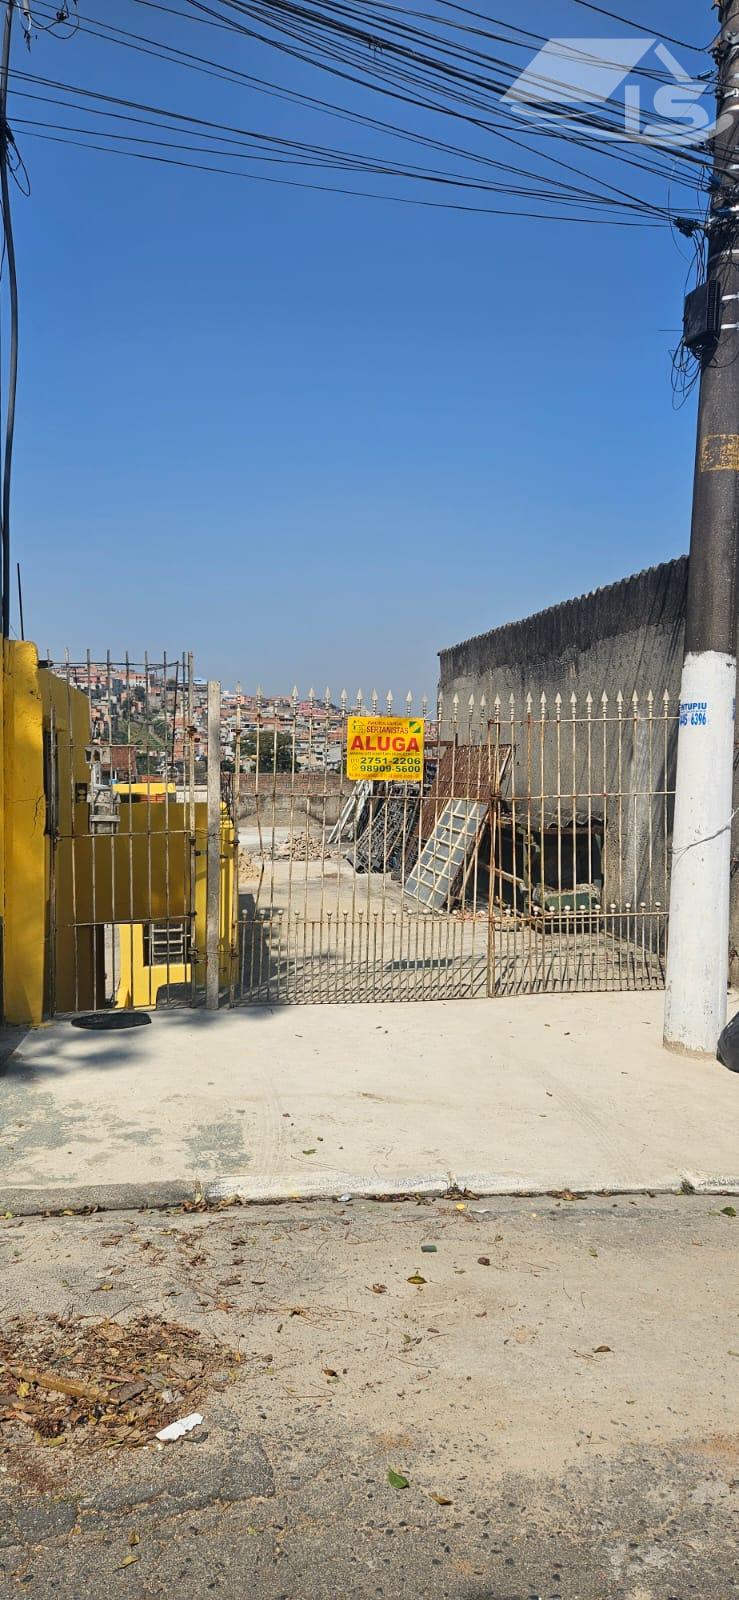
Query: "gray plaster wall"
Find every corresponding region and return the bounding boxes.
[438,560,688,715]
[438,559,739,975]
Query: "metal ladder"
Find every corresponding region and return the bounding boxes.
[327,779,372,846]
[404,798,487,911]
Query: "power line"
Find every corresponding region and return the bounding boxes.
[25,0,712,221]
[9,74,682,217]
[19,125,662,222]
[568,0,706,54]
[12,0,713,240]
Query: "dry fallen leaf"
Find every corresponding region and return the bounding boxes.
[371,1284,387,1295]
[431,1492,452,1506]
[119,1553,139,1569]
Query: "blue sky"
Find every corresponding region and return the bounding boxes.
[9,1,709,698]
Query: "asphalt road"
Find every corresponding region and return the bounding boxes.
[0,1195,738,1599]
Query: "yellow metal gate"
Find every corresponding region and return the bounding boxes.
[44,652,233,1015]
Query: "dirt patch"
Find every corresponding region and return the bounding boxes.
[0,1314,241,1455]
[690,1433,739,1466]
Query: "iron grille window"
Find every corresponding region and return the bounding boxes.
[143,919,192,968]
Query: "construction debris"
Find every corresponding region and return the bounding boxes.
[156,1411,204,1443]
[0,1315,239,1454]
[275,832,325,862]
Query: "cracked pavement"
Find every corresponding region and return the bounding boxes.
[0,1195,737,1598]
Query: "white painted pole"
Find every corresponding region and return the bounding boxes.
[664,652,735,1054]
[206,679,221,1012]
[663,2,739,1057]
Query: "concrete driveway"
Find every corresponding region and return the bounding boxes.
[1,991,738,1212]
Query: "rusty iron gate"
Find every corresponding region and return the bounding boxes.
[232,684,675,1005]
[43,660,676,1013]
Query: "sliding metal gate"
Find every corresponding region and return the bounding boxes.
[45,661,676,1012]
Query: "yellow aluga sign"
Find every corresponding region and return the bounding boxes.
[346,716,424,782]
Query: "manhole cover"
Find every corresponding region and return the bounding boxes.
[70,1012,151,1031]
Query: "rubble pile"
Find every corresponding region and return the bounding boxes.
[238,849,262,880]
[276,832,326,862]
[0,1314,239,1454]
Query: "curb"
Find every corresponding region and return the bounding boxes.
[1,1169,739,1216]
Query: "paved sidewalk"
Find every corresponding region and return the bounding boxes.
[0,992,738,1211]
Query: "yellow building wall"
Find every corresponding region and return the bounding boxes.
[1,641,98,1023]
[2,641,47,1024]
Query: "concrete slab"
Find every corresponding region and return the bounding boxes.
[0,992,738,1212]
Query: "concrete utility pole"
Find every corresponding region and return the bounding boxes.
[664,0,739,1055]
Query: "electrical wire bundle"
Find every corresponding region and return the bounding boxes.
[7,0,716,228]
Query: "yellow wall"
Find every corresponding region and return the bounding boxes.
[2,641,47,1023]
[0,640,97,1022]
